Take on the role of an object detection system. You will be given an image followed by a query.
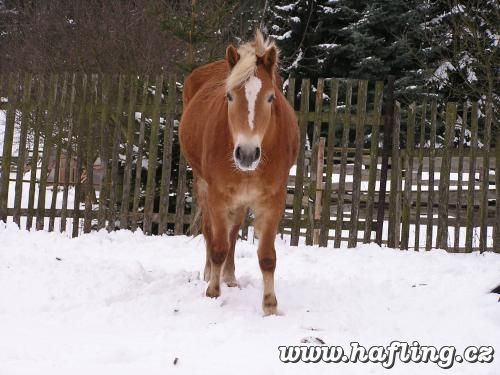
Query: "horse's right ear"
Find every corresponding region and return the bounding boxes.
[226,45,240,69]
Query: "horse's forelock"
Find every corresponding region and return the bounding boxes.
[226,30,278,92]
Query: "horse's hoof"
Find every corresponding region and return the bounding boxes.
[223,275,239,287]
[262,294,278,316]
[206,284,220,298]
[263,304,278,316]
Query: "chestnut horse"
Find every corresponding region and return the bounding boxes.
[179,31,298,315]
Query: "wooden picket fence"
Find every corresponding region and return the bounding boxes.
[0,73,498,252]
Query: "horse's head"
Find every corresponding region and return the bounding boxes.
[224,32,278,172]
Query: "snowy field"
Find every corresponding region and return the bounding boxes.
[1,223,499,375]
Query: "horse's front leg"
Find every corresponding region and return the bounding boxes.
[254,196,284,315]
[223,207,246,287]
[205,203,231,298]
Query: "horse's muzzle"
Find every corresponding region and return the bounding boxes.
[234,144,261,171]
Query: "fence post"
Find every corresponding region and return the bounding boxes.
[376,76,395,246]
[334,80,353,248]
[174,154,188,235]
[348,79,367,248]
[36,74,59,231]
[495,118,500,253]
[120,75,138,229]
[436,102,456,250]
[106,75,126,232]
[279,77,296,239]
[143,74,163,234]
[319,79,339,247]
[479,100,492,253]
[26,78,45,231]
[49,74,69,232]
[130,76,149,232]
[454,103,467,252]
[306,78,325,245]
[313,137,325,245]
[465,102,478,251]
[158,76,177,234]
[401,102,416,250]
[60,73,78,233]
[0,73,18,223]
[425,101,438,251]
[363,81,384,243]
[13,73,33,226]
[96,74,112,231]
[83,74,98,234]
[290,79,310,246]
[72,74,88,237]
[414,100,427,250]
[388,101,401,248]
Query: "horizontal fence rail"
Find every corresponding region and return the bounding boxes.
[0,73,498,252]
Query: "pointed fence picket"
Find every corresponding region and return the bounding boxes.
[0,74,497,252]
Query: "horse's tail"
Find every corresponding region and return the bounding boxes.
[187,206,202,237]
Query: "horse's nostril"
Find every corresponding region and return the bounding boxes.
[234,144,261,168]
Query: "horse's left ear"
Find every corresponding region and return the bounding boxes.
[226,45,240,69]
[262,46,277,72]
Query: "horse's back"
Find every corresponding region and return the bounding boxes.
[183,60,228,106]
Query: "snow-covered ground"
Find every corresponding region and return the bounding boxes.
[0,223,499,375]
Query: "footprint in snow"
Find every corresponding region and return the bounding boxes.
[300,336,326,345]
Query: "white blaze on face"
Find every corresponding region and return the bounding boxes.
[244,75,262,129]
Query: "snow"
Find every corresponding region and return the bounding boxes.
[0,224,499,375]
[466,68,477,83]
[317,43,339,50]
[451,4,465,14]
[459,54,473,69]
[275,2,299,12]
[273,30,292,41]
[290,49,304,70]
[457,54,479,83]
[430,61,455,89]
[485,29,499,47]
[6,169,77,209]
[318,5,339,14]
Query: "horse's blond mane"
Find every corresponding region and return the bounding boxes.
[226,30,279,92]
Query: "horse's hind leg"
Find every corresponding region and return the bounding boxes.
[195,176,211,282]
[204,250,211,282]
[202,214,212,282]
[223,208,246,287]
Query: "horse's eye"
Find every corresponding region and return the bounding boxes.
[226,92,233,101]
[267,94,275,103]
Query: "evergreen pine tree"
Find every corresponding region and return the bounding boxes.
[265,0,430,103]
[422,0,498,112]
[266,0,331,78]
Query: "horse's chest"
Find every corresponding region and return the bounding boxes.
[227,182,262,208]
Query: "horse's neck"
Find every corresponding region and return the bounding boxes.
[207,102,233,155]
